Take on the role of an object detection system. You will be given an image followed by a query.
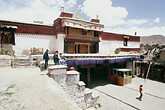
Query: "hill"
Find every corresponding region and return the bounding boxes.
[140,35,165,44]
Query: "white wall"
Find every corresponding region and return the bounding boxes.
[13,33,56,55]
[99,37,140,55]
[54,34,65,53]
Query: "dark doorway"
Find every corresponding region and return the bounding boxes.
[77,64,109,88]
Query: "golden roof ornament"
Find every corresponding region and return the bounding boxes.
[96,14,99,20]
[61,6,65,12]
[75,12,79,19]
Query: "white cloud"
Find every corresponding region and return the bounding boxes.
[0,0,77,25]
[80,0,128,26]
[153,18,160,23]
[104,26,165,36]
[66,0,77,8]
[126,19,148,26]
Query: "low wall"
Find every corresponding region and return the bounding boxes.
[48,65,99,109]
[0,55,13,67]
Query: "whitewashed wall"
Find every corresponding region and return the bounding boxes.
[13,33,56,55]
[99,37,140,55]
[54,34,65,53]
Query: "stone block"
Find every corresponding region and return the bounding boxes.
[48,65,67,87]
[66,71,80,86]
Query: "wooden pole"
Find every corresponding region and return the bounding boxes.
[88,44,90,53]
[132,61,134,77]
[87,68,91,87]
[65,27,67,37]
[76,44,78,53]
[145,62,152,82]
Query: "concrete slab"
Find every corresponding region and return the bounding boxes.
[92,77,165,110]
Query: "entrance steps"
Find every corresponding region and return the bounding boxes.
[13,56,32,67]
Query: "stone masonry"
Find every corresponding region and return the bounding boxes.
[48,65,99,109]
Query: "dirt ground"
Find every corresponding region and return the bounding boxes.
[0,67,165,110]
[0,67,81,110]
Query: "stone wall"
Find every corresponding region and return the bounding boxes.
[0,55,13,67]
[48,65,99,109]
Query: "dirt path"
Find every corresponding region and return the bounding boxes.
[0,67,81,110]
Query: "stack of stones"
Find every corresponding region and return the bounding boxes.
[48,65,100,109]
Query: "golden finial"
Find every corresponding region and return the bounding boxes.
[96,14,99,20]
[61,6,65,12]
[75,12,79,19]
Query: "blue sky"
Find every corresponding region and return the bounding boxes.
[0,0,165,36]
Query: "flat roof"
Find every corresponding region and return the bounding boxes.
[115,69,132,72]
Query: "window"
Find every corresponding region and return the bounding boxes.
[0,29,15,45]
[123,38,128,46]
[82,29,87,35]
[67,27,69,34]
[94,31,98,37]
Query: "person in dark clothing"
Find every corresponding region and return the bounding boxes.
[114,73,118,85]
[43,48,49,69]
[139,85,143,101]
[53,50,61,65]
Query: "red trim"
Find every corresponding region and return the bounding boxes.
[100,32,140,42]
[60,12,73,18]
[0,20,54,35]
[15,25,54,35]
[118,48,140,53]
[91,19,100,23]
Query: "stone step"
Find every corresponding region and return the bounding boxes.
[12,57,31,67]
[13,62,31,65]
[14,64,31,66]
[14,61,31,64]
[14,59,30,61]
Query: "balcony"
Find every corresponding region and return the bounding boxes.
[66,34,100,42]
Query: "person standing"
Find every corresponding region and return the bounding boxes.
[43,48,49,70]
[114,73,118,85]
[139,85,143,101]
[53,50,61,65]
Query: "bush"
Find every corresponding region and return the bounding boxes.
[0,48,5,55]
[7,50,15,56]
[0,48,15,56]
[115,48,120,54]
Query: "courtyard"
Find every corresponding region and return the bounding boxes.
[0,67,165,110]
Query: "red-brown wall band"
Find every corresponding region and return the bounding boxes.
[119,48,140,53]
[15,25,54,35]
[60,12,73,18]
[53,18,65,34]
[100,32,140,42]
[0,20,54,35]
